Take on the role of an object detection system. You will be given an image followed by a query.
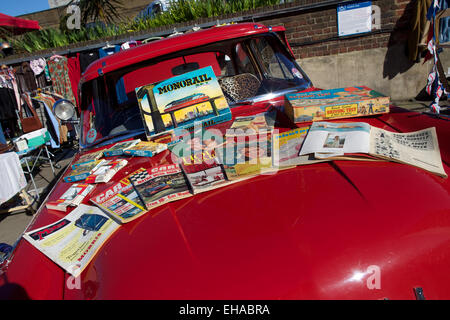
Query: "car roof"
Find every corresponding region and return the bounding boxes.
[80,23,284,85]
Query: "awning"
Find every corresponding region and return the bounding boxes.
[0,13,40,35]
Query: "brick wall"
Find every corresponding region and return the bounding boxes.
[259,0,415,60]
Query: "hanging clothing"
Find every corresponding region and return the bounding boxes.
[67,53,81,107]
[44,64,51,82]
[31,58,51,88]
[80,51,100,74]
[35,73,50,88]
[0,87,19,120]
[30,58,47,76]
[99,45,128,104]
[0,71,21,138]
[14,62,37,94]
[1,68,22,113]
[47,56,76,106]
[438,0,450,44]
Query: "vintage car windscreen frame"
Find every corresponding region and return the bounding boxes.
[79,33,312,149]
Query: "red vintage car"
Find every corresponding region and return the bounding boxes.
[0,23,449,300]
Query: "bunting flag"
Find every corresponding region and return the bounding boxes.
[425,68,436,95]
[425,0,447,114]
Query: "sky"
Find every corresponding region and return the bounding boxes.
[1,0,50,17]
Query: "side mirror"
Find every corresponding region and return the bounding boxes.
[54,99,77,121]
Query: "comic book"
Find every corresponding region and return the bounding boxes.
[23,204,120,276]
[135,66,232,140]
[46,183,95,212]
[90,177,147,224]
[103,139,141,157]
[128,164,192,210]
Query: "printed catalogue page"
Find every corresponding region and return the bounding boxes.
[299,122,371,156]
[369,126,447,177]
[23,204,120,276]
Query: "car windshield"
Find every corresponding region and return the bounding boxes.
[80,33,312,148]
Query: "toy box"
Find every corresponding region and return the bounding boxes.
[284,86,390,124]
[135,66,232,140]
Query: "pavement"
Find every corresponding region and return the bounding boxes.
[0,144,77,247]
[0,99,448,248]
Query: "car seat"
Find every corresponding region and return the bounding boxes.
[218,73,261,104]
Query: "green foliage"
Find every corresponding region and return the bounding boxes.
[6,0,284,55]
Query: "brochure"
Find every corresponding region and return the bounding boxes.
[23,204,120,276]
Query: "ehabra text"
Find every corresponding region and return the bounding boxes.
[179,304,269,317]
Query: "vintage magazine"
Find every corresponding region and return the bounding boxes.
[84,159,128,184]
[128,164,192,210]
[135,66,232,139]
[103,139,141,157]
[63,160,104,183]
[284,86,389,124]
[215,133,274,181]
[272,127,327,168]
[72,150,104,169]
[226,112,275,136]
[123,141,168,157]
[90,177,147,224]
[23,204,120,276]
[300,121,447,177]
[179,149,229,194]
[46,183,95,212]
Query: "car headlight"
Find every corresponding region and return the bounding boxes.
[54,99,76,121]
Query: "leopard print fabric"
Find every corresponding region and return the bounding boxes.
[218,73,261,103]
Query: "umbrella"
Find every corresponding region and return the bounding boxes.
[0,12,40,36]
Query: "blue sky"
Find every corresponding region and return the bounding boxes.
[2,0,50,17]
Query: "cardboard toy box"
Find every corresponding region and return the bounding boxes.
[284,86,390,124]
[135,66,232,141]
